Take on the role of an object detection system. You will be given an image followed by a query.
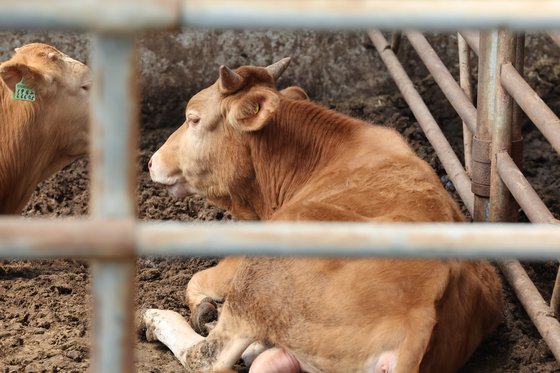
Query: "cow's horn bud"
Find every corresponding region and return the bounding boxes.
[265,57,291,81]
[219,65,244,93]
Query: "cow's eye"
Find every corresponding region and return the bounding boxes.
[188,114,201,127]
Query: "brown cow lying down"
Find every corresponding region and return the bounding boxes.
[144,58,503,372]
[0,43,90,214]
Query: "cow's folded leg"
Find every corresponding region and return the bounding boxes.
[191,297,219,336]
[141,309,204,362]
[142,308,255,372]
[186,257,243,334]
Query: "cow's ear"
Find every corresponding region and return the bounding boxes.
[228,90,280,132]
[280,86,309,101]
[0,62,48,93]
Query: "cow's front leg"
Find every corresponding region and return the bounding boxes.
[141,309,204,363]
[186,257,243,334]
[141,308,254,372]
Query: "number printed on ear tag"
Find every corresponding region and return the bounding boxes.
[13,79,36,101]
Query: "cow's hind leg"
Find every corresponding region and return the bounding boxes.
[141,308,254,372]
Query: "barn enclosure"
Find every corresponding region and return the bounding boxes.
[1,1,560,372]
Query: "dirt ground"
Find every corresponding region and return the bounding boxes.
[2,33,560,372]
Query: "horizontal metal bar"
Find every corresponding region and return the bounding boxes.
[2,219,560,259]
[501,62,560,154]
[182,0,560,30]
[137,222,560,259]
[3,0,560,31]
[0,218,134,259]
[368,30,475,215]
[499,259,560,362]
[0,0,179,31]
[496,152,558,224]
[405,31,477,134]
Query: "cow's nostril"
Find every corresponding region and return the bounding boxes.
[148,158,152,169]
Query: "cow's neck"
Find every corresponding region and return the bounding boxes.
[246,98,359,220]
[0,84,46,214]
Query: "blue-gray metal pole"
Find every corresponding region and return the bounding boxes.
[90,34,138,373]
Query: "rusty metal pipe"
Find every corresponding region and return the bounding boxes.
[459,31,480,55]
[488,31,516,223]
[496,152,557,224]
[137,221,560,259]
[368,30,474,215]
[1,219,560,259]
[405,31,477,134]
[458,32,474,178]
[512,33,525,147]
[0,218,134,259]
[473,31,516,222]
[551,268,560,319]
[501,62,560,155]
[499,259,560,362]
[181,0,560,30]
[0,0,179,31]
[90,34,137,373]
[391,32,402,53]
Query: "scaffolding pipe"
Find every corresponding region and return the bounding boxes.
[512,33,525,160]
[473,31,499,222]
[181,0,560,30]
[461,31,560,156]
[496,152,557,224]
[459,31,480,55]
[368,30,474,215]
[89,35,137,373]
[391,32,402,53]
[501,63,560,155]
[137,222,560,259]
[499,259,560,363]
[458,32,474,177]
[405,31,477,134]
[488,31,516,223]
[1,220,560,260]
[552,268,560,319]
[0,0,179,31]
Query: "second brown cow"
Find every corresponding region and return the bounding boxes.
[0,43,90,214]
[144,58,503,373]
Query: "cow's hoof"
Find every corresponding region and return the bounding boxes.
[137,309,159,342]
[191,297,218,336]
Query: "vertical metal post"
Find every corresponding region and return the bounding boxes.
[489,31,516,222]
[512,33,525,167]
[472,32,493,222]
[473,31,515,222]
[90,34,138,373]
[458,33,473,177]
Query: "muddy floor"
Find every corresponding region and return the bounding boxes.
[2,33,560,372]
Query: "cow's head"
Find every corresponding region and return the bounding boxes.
[0,43,91,168]
[149,58,298,206]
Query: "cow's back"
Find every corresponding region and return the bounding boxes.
[267,100,464,223]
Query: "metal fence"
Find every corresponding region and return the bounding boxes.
[369,28,560,361]
[1,1,560,372]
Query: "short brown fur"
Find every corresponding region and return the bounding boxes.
[148,60,503,372]
[0,43,90,214]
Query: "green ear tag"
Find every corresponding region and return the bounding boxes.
[13,79,36,102]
